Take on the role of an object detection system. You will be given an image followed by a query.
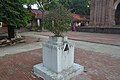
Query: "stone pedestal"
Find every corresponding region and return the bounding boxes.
[33,36,84,80]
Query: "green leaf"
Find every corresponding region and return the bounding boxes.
[43,4,73,36]
[0,0,32,28]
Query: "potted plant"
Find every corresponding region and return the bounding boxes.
[33,4,84,80]
[43,3,73,71]
[43,4,73,46]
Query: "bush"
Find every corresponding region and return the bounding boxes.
[43,4,73,36]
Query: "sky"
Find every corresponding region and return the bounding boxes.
[31,4,38,9]
[23,4,38,9]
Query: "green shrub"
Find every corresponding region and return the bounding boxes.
[43,4,73,36]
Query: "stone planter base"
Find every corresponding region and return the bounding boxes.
[33,63,84,80]
[33,36,84,80]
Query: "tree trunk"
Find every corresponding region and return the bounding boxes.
[7,25,15,40]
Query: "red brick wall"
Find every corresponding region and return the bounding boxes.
[19,28,29,32]
[0,27,7,33]
[0,27,29,33]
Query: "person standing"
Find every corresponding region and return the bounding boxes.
[72,23,77,31]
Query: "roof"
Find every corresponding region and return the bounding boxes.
[71,13,89,21]
[31,9,43,15]
[31,9,89,21]
[31,9,48,19]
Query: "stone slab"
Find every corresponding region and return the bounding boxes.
[33,63,84,80]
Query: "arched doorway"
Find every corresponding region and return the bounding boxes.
[115,3,120,25]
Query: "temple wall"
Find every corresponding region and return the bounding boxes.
[89,0,118,27]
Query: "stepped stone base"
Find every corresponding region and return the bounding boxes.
[33,63,84,80]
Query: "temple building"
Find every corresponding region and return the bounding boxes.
[90,0,120,27]
[76,0,120,33]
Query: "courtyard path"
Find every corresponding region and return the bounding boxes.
[0,31,120,58]
[0,31,120,80]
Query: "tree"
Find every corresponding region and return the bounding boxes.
[59,0,90,15]
[38,0,59,10]
[43,4,73,36]
[23,0,60,31]
[22,0,59,10]
[0,0,31,39]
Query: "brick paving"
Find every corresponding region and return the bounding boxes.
[0,48,120,80]
[0,31,120,80]
[0,49,42,80]
[74,48,120,80]
[35,31,120,46]
[23,36,39,44]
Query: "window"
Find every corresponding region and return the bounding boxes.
[0,22,2,28]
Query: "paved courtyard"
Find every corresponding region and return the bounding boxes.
[0,31,120,80]
[31,31,120,46]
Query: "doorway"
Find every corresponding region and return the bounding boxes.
[115,3,120,25]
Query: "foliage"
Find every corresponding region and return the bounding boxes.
[43,4,73,36]
[21,0,90,15]
[22,0,36,4]
[22,0,59,10]
[39,0,59,10]
[59,0,90,15]
[0,0,32,28]
[37,0,59,10]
